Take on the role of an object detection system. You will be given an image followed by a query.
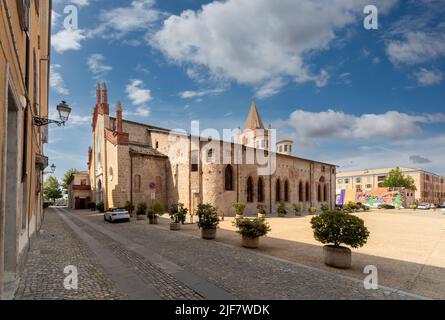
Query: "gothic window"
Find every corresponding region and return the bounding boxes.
[225,165,234,191]
[318,184,322,202]
[207,148,214,162]
[276,178,281,202]
[284,180,290,202]
[258,177,264,202]
[324,184,328,202]
[247,177,254,203]
[298,181,303,202]
[305,182,310,202]
[134,175,141,193]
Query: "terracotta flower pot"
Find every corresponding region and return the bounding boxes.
[242,236,259,248]
[170,222,180,231]
[201,228,216,240]
[323,245,351,269]
[148,216,158,224]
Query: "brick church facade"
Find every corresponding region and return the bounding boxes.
[88,83,336,217]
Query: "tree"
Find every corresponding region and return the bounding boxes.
[44,176,63,205]
[62,168,79,194]
[380,167,417,191]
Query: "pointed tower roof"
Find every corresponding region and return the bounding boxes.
[243,101,265,130]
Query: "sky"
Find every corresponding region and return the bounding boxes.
[47,0,445,180]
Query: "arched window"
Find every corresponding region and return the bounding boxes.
[324,184,328,202]
[305,182,310,202]
[258,177,264,202]
[276,178,281,202]
[207,148,214,162]
[247,177,254,202]
[134,175,141,193]
[317,184,322,202]
[298,181,303,202]
[225,165,234,191]
[284,180,290,202]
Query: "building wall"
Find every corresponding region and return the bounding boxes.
[0,0,51,299]
[337,168,445,204]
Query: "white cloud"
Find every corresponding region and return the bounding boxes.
[179,88,225,99]
[71,0,91,6]
[151,0,396,95]
[282,109,445,144]
[89,0,161,39]
[50,64,69,95]
[413,68,443,86]
[123,106,151,118]
[51,10,61,28]
[255,78,286,99]
[87,54,112,78]
[386,31,445,65]
[126,79,152,105]
[52,28,86,53]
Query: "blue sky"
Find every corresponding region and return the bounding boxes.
[47,0,445,180]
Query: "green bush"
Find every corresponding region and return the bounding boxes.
[309,207,318,214]
[197,204,220,229]
[234,218,271,238]
[378,204,395,210]
[320,203,329,212]
[125,201,135,214]
[137,202,148,216]
[148,203,164,218]
[233,202,246,216]
[257,205,266,215]
[310,211,370,248]
[169,203,188,224]
[292,203,301,216]
[362,205,370,212]
[96,201,105,213]
[88,202,96,211]
[277,202,287,216]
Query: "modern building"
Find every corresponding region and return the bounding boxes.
[88,84,337,217]
[337,167,445,205]
[67,172,92,210]
[0,0,52,298]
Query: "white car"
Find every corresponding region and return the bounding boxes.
[104,208,130,222]
[417,203,431,210]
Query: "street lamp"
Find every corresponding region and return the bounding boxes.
[33,100,72,126]
[43,163,56,175]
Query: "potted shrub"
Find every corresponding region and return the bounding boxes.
[147,203,164,224]
[410,204,417,211]
[310,211,370,269]
[197,204,220,239]
[234,218,271,249]
[233,202,246,220]
[320,203,329,213]
[257,205,266,219]
[169,203,188,230]
[136,202,147,220]
[309,207,318,215]
[96,201,105,213]
[87,202,96,211]
[125,201,135,216]
[277,202,287,217]
[293,203,302,216]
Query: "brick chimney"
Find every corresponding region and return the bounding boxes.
[116,101,123,132]
[101,81,109,115]
[96,82,101,106]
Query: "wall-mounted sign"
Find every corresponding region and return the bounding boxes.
[149,182,156,190]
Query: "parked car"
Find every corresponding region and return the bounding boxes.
[417,203,431,210]
[437,203,445,209]
[104,208,130,223]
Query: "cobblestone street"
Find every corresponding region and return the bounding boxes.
[14,208,426,300]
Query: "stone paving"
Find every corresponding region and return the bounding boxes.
[14,208,426,300]
[14,210,125,300]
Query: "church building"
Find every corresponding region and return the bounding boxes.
[88,83,336,217]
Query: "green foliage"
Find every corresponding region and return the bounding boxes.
[380,167,417,191]
[277,202,287,215]
[233,202,246,215]
[88,202,96,211]
[169,203,188,223]
[43,202,50,208]
[362,205,370,212]
[257,205,267,215]
[137,202,148,215]
[378,204,395,209]
[96,201,105,213]
[234,218,271,238]
[309,207,318,214]
[197,204,220,229]
[125,201,135,214]
[148,203,164,218]
[43,176,63,204]
[61,168,79,192]
[320,203,330,212]
[310,211,370,248]
[292,203,301,215]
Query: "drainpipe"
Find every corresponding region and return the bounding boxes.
[130,151,133,216]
